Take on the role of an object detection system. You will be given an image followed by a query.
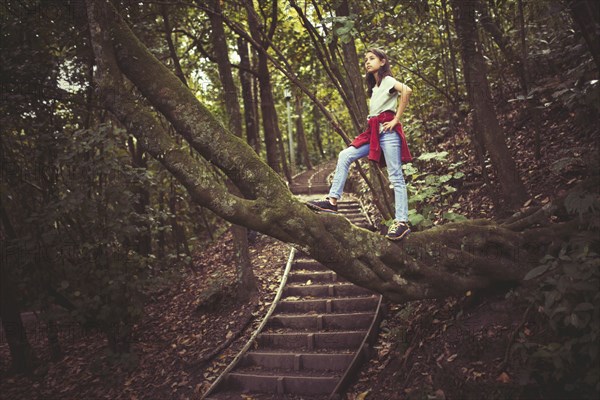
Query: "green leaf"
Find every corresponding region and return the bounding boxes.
[439,174,453,183]
[443,212,467,222]
[524,264,550,280]
[409,213,425,226]
[425,175,439,186]
[417,151,448,161]
[442,185,457,194]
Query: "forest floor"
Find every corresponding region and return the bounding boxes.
[1,74,598,400]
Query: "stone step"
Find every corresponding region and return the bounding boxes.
[224,371,339,396]
[275,296,378,314]
[292,259,326,271]
[283,283,373,298]
[287,270,340,284]
[256,331,366,350]
[267,311,374,331]
[240,351,354,371]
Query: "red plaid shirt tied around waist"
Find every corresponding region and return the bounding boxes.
[349,111,413,166]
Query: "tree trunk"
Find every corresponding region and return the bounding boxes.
[566,0,600,75]
[245,1,287,180]
[294,93,313,170]
[441,0,461,105]
[127,136,151,256]
[451,0,528,209]
[0,198,34,374]
[312,103,325,158]
[169,181,191,261]
[208,0,257,298]
[160,3,188,86]
[157,190,166,259]
[237,37,260,153]
[85,0,582,304]
[475,0,529,93]
[334,0,369,126]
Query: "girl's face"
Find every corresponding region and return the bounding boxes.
[364,52,385,74]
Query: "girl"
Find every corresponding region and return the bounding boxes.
[307,48,413,241]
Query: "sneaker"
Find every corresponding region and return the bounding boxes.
[306,198,338,213]
[386,220,411,241]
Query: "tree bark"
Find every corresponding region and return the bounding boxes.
[441,0,460,103]
[334,0,369,127]
[312,103,325,158]
[85,0,580,304]
[160,3,188,86]
[245,0,290,181]
[127,136,151,256]
[0,198,34,374]
[169,180,191,262]
[294,93,313,170]
[207,0,257,298]
[475,0,529,93]
[451,0,528,209]
[237,37,260,153]
[566,0,600,75]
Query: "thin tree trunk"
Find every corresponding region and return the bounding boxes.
[334,0,368,126]
[157,190,166,259]
[160,3,188,86]
[451,0,528,209]
[0,198,34,373]
[208,0,257,298]
[246,1,285,178]
[237,37,260,153]
[475,0,529,93]
[566,0,600,75]
[294,93,313,170]
[312,103,324,157]
[169,181,191,260]
[127,136,151,256]
[441,0,460,105]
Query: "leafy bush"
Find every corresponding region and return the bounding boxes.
[514,242,599,398]
[402,151,467,228]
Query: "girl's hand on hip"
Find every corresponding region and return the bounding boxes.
[382,117,399,131]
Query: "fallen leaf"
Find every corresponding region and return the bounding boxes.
[497,372,511,383]
[433,389,446,400]
[225,330,233,339]
[356,390,370,400]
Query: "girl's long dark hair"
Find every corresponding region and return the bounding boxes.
[365,48,393,97]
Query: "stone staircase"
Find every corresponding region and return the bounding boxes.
[203,200,381,399]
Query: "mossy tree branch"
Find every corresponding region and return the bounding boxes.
[84,0,590,303]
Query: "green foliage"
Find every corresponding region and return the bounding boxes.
[564,189,599,221]
[515,242,600,397]
[403,153,467,228]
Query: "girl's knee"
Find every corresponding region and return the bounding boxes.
[388,171,406,186]
[339,148,358,163]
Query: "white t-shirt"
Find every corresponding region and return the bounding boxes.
[368,75,398,118]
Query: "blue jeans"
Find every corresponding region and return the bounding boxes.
[328,130,409,222]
